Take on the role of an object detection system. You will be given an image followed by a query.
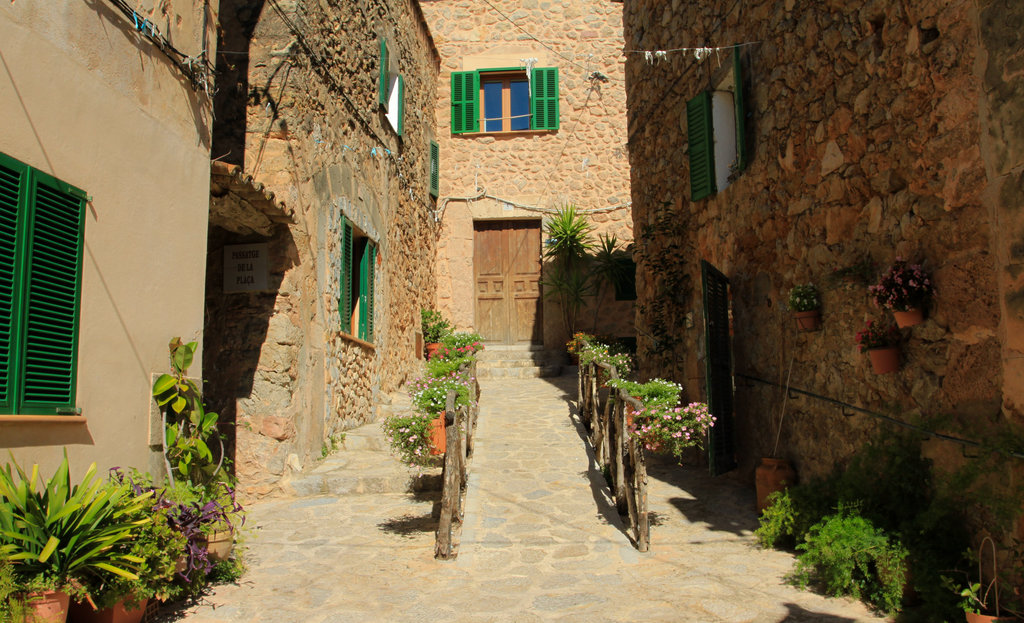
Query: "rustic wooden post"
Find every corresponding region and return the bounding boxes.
[613,398,627,515]
[435,391,460,559]
[635,441,650,552]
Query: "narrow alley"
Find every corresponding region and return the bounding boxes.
[173,374,888,623]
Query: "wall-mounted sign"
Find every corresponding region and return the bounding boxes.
[223,243,269,293]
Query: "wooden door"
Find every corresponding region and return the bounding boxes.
[474,220,542,344]
[701,260,736,476]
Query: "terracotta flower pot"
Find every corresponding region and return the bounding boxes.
[69,597,148,623]
[425,342,441,360]
[965,612,1016,623]
[23,590,69,623]
[893,307,924,328]
[793,309,821,331]
[429,412,446,455]
[205,528,235,562]
[755,457,796,513]
[868,346,900,374]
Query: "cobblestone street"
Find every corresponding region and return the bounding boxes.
[175,374,889,623]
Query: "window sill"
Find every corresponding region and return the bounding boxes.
[454,129,556,138]
[340,331,376,351]
[0,415,87,424]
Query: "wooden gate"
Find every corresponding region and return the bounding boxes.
[701,260,736,476]
[473,220,542,344]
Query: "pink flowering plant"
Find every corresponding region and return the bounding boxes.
[409,369,476,416]
[630,401,715,460]
[433,332,485,361]
[381,412,437,467]
[868,259,934,311]
[855,320,900,352]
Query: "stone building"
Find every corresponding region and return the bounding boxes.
[421,0,635,355]
[209,0,441,496]
[0,1,218,476]
[622,0,1024,503]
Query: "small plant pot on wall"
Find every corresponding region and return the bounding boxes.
[892,307,924,328]
[868,347,900,374]
[429,412,446,455]
[425,342,441,360]
[755,457,796,513]
[792,310,821,332]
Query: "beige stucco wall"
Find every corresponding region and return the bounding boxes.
[0,2,216,478]
[422,0,635,350]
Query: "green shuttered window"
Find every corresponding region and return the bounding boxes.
[686,91,716,202]
[451,67,559,133]
[0,152,85,415]
[339,216,376,343]
[378,39,389,107]
[429,140,440,198]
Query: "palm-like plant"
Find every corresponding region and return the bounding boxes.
[588,234,634,330]
[0,453,150,590]
[542,205,595,335]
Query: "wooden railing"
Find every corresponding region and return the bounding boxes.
[435,360,480,559]
[578,360,650,551]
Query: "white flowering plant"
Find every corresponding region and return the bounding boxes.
[577,343,632,378]
[606,377,683,408]
[869,259,934,311]
[381,412,438,467]
[629,401,715,460]
[788,284,821,312]
[408,369,476,415]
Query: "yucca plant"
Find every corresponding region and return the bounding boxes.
[0,452,151,592]
[542,205,596,335]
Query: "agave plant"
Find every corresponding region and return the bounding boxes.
[0,452,150,589]
[542,205,595,335]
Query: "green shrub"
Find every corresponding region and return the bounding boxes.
[421,309,452,343]
[792,507,908,616]
[754,489,797,549]
[606,377,682,408]
[426,355,474,378]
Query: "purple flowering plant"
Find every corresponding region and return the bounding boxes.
[629,401,715,460]
[381,411,439,467]
[868,259,934,311]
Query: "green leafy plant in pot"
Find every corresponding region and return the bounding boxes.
[788,284,821,331]
[421,309,453,359]
[946,536,1024,622]
[153,338,226,488]
[541,205,595,337]
[0,453,151,622]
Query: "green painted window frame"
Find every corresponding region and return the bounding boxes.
[339,216,377,343]
[429,140,440,198]
[450,67,559,134]
[686,49,748,201]
[0,152,86,416]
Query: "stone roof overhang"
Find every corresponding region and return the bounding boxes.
[209,161,294,236]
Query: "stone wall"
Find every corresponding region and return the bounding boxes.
[209,0,439,497]
[623,0,1024,502]
[421,0,635,349]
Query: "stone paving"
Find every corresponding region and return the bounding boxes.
[172,373,890,623]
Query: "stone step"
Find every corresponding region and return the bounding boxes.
[476,364,562,379]
[476,350,552,362]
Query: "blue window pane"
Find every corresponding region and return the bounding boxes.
[483,81,503,132]
[510,80,529,131]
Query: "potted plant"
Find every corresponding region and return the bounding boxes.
[421,309,453,359]
[628,401,715,461]
[540,205,595,336]
[382,411,443,465]
[70,472,188,623]
[856,320,902,374]
[869,259,934,328]
[788,284,821,331]
[949,537,1023,622]
[0,453,151,623]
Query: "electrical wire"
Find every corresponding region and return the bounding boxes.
[100,0,215,95]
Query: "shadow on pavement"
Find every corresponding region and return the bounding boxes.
[777,603,859,622]
[647,457,760,536]
[377,512,438,537]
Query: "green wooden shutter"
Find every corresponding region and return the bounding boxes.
[429,140,439,198]
[733,47,747,173]
[687,91,716,201]
[530,67,559,130]
[378,39,389,107]
[701,260,736,476]
[0,155,27,412]
[19,170,85,413]
[367,243,376,343]
[396,74,405,136]
[358,243,370,341]
[450,71,479,134]
[340,218,352,333]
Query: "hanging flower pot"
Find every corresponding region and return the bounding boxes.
[792,309,821,332]
[429,412,446,455]
[868,346,900,374]
[893,307,924,328]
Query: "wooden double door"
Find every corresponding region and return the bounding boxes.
[474,220,543,345]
